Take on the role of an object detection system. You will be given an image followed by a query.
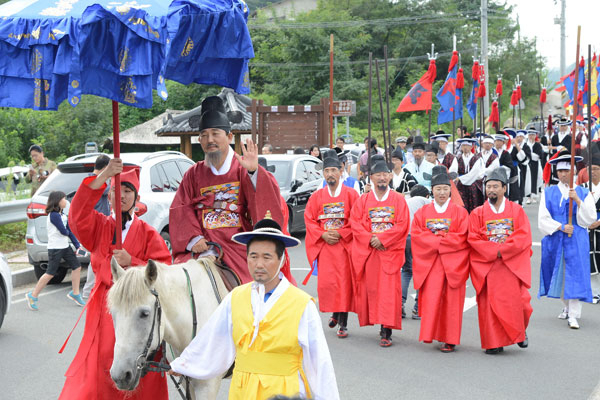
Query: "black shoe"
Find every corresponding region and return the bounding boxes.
[484,347,504,355]
[517,333,528,348]
[328,313,339,328]
[411,308,421,320]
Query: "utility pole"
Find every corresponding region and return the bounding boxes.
[554,0,566,78]
[481,0,489,117]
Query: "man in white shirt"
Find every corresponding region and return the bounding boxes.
[169,218,340,400]
[538,150,596,329]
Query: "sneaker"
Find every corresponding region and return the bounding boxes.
[567,317,579,329]
[67,291,86,307]
[379,337,392,347]
[401,304,406,319]
[336,327,348,338]
[26,292,38,311]
[525,198,531,205]
[593,295,600,305]
[557,308,569,319]
[411,308,421,320]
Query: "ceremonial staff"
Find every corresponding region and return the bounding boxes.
[458,53,464,138]
[367,52,373,184]
[588,45,593,185]
[515,75,523,129]
[568,26,582,237]
[375,59,388,163]
[495,75,503,130]
[452,35,457,152]
[427,43,438,142]
[537,73,546,136]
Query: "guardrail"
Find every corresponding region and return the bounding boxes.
[0,199,30,225]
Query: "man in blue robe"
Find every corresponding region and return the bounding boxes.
[538,150,596,329]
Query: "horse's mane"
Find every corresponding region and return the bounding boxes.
[107,263,167,311]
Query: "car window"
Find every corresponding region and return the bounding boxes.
[294,161,308,181]
[161,161,183,192]
[303,160,322,182]
[150,164,167,192]
[37,171,89,198]
[177,160,194,176]
[264,160,291,189]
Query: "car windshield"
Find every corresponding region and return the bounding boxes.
[266,160,292,189]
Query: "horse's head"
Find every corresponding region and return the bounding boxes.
[107,257,165,391]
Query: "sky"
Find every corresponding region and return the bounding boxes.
[506,0,600,72]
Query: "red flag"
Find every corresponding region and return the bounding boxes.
[490,100,499,126]
[495,78,503,96]
[510,89,518,106]
[516,85,522,101]
[472,61,480,81]
[396,59,437,112]
[477,80,486,98]
[540,88,547,104]
[456,68,464,89]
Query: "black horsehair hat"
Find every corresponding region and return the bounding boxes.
[371,160,390,174]
[231,216,301,248]
[484,167,508,185]
[189,96,231,133]
[431,165,450,187]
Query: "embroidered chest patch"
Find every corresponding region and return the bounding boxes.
[319,202,345,230]
[485,218,514,243]
[200,182,241,229]
[426,218,451,235]
[368,206,395,233]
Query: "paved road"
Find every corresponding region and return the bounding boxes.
[2,202,599,399]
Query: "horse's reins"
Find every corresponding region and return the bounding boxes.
[136,242,226,400]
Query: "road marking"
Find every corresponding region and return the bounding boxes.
[291,267,311,271]
[12,286,70,305]
[533,242,541,247]
[463,296,477,312]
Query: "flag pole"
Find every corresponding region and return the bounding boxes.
[588,44,593,185]
[427,43,438,143]
[375,59,389,163]
[512,88,516,128]
[112,100,122,249]
[384,45,393,162]
[568,26,582,236]
[329,34,334,149]
[367,52,373,185]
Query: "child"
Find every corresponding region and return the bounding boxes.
[26,191,85,310]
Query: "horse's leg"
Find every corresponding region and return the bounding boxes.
[192,377,221,400]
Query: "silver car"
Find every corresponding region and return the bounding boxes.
[25,151,194,283]
[0,252,12,329]
[261,154,323,233]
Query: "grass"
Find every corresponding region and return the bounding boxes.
[0,221,27,254]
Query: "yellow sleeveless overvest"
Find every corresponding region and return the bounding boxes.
[229,282,313,400]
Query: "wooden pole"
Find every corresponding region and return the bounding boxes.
[367,53,373,184]
[568,26,582,236]
[329,34,334,148]
[375,59,389,163]
[384,46,393,161]
[588,44,593,185]
[112,100,122,249]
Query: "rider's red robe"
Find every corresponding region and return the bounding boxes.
[468,200,533,349]
[170,153,285,283]
[304,184,359,312]
[411,201,470,345]
[61,177,171,400]
[350,189,409,330]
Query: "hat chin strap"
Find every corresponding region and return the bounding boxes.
[250,254,286,347]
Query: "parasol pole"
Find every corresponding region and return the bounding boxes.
[367,52,373,184]
[568,26,582,237]
[588,44,593,185]
[384,45,393,162]
[375,59,388,163]
[112,100,123,249]
[427,43,438,143]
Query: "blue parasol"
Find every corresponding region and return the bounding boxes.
[0,0,254,246]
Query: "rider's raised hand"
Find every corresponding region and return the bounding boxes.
[234,138,259,173]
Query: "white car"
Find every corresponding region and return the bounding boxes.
[0,252,12,329]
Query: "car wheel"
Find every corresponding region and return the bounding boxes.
[0,283,6,329]
[161,231,172,254]
[32,263,67,284]
[287,207,294,234]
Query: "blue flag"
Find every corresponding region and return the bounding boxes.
[466,79,479,119]
[437,61,463,124]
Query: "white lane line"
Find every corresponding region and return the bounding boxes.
[12,286,70,305]
[533,242,541,247]
[463,296,477,312]
[291,267,311,271]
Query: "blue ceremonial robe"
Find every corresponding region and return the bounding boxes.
[539,185,593,302]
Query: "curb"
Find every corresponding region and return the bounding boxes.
[11,267,37,288]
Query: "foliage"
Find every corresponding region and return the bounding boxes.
[0,222,26,254]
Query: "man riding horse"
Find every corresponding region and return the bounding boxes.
[169,96,294,284]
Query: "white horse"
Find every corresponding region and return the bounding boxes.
[107,257,229,399]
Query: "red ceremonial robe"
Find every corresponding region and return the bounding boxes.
[468,199,533,349]
[350,189,410,330]
[411,201,470,345]
[279,194,296,286]
[304,184,359,312]
[170,153,284,283]
[61,177,172,400]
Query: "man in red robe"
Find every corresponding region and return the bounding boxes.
[304,154,359,338]
[350,160,410,347]
[411,169,470,353]
[468,167,533,354]
[170,97,285,283]
[61,159,172,399]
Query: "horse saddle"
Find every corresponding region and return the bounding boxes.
[192,241,241,294]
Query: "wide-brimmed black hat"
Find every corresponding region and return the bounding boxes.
[548,149,583,166]
[431,171,450,187]
[370,160,390,174]
[231,218,301,248]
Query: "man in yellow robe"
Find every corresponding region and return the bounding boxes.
[169,218,339,400]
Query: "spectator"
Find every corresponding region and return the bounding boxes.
[294,147,306,155]
[81,154,111,299]
[25,144,57,196]
[262,143,273,154]
[26,191,84,311]
[335,137,346,151]
[309,144,322,160]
